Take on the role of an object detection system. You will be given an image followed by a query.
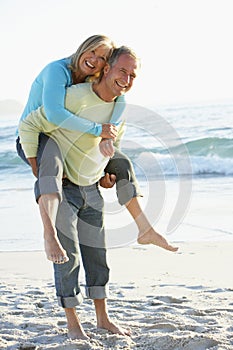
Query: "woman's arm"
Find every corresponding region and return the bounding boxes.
[41,62,117,139]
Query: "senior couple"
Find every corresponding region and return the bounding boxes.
[17,35,178,339]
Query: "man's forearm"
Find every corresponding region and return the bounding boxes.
[27,157,38,177]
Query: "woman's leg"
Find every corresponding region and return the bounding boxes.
[104,150,178,252]
[16,136,30,165]
[125,197,178,251]
[103,149,142,205]
[36,134,69,263]
[16,135,68,263]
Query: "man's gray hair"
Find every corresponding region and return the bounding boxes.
[108,46,141,68]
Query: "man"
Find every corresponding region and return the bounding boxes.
[19,46,139,339]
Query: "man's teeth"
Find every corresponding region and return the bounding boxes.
[116,81,126,88]
[86,60,94,68]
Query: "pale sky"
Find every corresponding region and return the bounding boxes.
[1,0,233,107]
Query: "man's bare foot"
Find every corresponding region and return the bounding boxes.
[137,227,178,252]
[68,329,89,341]
[68,327,89,340]
[97,318,131,336]
[44,235,69,264]
[65,308,89,340]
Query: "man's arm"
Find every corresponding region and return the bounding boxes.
[99,121,126,188]
[27,157,38,177]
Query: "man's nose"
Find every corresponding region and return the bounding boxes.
[123,74,130,85]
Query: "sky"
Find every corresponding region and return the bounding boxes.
[1,0,233,107]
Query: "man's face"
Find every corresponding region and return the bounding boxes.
[104,54,138,97]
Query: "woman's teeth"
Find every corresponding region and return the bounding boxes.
[86,60,95,69]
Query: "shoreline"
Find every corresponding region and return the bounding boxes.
[0,241,232,285]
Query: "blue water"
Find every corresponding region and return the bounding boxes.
[0,102,233,251]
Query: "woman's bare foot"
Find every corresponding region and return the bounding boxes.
[137,227,178,252]
[44,235,69,264]
[38,193,69,264]
[97,318,131,336]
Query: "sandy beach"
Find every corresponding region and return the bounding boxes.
[1,241,233,349]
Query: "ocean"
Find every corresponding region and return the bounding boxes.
[0,102,233,251]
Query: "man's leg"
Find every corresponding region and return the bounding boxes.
[80,243,130,336]
[55,187,88,339]
[64,308,88,340]
[54,181,126,339]
[36,134,68,263]
[104,150,178,252]
[94,299,130,336]
[78,184,130,335]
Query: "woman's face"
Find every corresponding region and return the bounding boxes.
[79,44,111,76]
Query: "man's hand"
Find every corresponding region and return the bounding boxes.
[99,139,115,157]
[100,124,118,140]
[99,173,116,188]
[27,157,38,177]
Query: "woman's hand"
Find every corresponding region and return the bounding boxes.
[99,139,115,157]
[27,157,38,177]
[100,124,118,140]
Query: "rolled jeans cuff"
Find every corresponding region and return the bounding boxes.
[57,292,83,308]
[34,175,63,202]
[85,285,109,299]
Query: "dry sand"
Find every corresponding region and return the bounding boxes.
[0,241,233,349]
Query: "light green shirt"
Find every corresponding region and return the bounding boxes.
[19,82,125,186]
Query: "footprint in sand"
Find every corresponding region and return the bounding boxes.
[179,335,218,349]
[18,343,38,350]
[46,340,100,350]
[153,295,188,304]
[146,322,177,332]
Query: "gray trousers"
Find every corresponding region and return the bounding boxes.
[16,133,141,204]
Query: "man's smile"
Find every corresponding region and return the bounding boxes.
[115,80,127,89]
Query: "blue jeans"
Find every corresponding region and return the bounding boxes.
[54,179,109,308]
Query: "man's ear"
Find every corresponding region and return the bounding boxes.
[103,63,110,75]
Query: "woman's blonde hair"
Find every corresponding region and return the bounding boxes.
[68,34,115,77]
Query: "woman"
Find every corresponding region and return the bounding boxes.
[17,34,178,264]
